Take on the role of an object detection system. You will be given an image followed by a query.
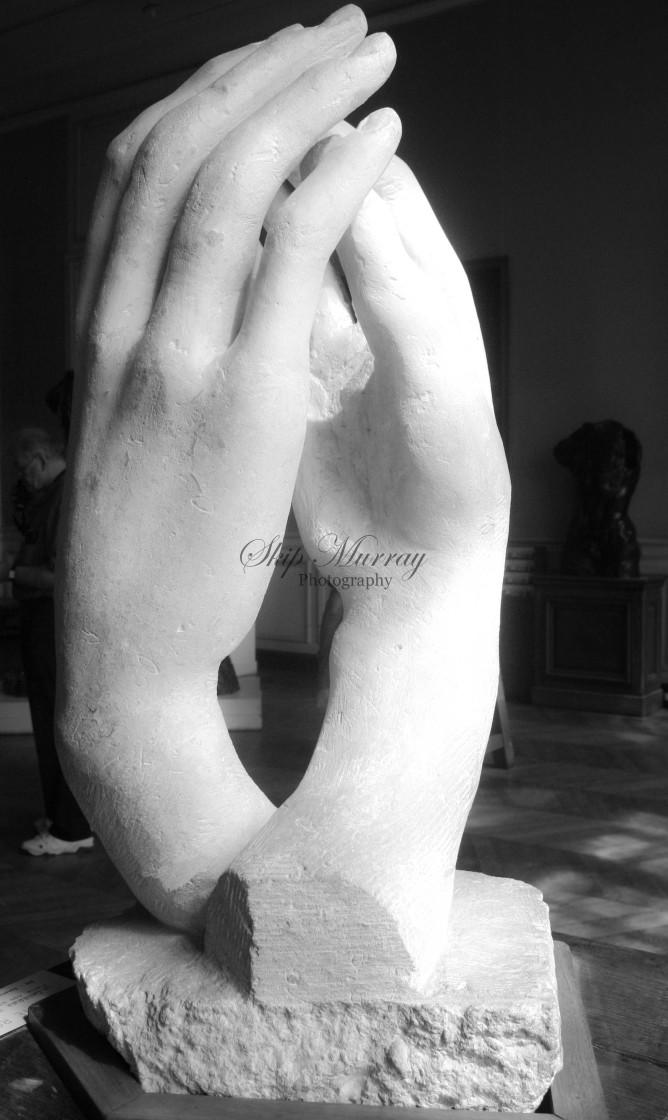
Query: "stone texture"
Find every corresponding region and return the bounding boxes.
[71,871,562,1110]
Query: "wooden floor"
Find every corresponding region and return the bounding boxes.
[1,654,667,989]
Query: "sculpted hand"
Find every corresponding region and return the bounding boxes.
[56,8,400,931]
[207,144,511,1000]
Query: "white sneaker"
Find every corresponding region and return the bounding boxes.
[21,833,94,856]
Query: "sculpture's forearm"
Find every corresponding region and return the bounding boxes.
[56,679,274,931]
[206,542,508,1001]
[317,562,504,780]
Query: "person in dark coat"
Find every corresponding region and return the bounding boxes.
[2,428,93,855]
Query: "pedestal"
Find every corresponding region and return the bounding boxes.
[67,873,561,1112]
[532,575,665,715]
[27,938,609,1120]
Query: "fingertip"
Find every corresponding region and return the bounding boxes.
[357,106,402,143]
[321,5,367,34]
[316,5,368,57]
[300,109,399,187]
[354,30,397,68]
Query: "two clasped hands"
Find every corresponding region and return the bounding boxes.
[56,6,509,997]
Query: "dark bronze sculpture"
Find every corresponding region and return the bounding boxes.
[555,420,642,577]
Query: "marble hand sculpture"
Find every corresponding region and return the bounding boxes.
[56,3,510,1006]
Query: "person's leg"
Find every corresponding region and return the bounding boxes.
[20,599,91,843]
[20,600,60,825]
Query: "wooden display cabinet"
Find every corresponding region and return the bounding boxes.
[532,575,665,715]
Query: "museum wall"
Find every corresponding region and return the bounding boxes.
[0,120,69,531]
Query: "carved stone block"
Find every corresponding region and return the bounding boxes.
[72,871,562,1111]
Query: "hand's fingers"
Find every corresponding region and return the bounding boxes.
[323,122,476,282]
[235,108,401,377]
[374,156,458,277]
[312,127,492,406]
[313,121,487,360]
[76,41,260,356]
[336,185,493,410]
[144,34,397,368]
[336,185,433,356]
[264,180,292,226]
[90,11,370,375]
[373,157,488,364]
[265,181,359,349]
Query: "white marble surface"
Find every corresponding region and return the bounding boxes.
[72,871,562,1110]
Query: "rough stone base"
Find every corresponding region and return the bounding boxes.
[71,871,562,1111]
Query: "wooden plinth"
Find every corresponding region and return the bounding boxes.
[27,941,607,1120]
[532,575,665,715]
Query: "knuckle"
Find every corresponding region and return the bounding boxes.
[169,230,210,274]
[197,56,228,85]
[104,104,160,190]
[85,320,126,376]
[119,130,167,213]
[105,110,146,176]
[134,332,200,395]
[132,129,161,181]
[85,328,105,370]
[193,85,230,128]
[104,131,133,185]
